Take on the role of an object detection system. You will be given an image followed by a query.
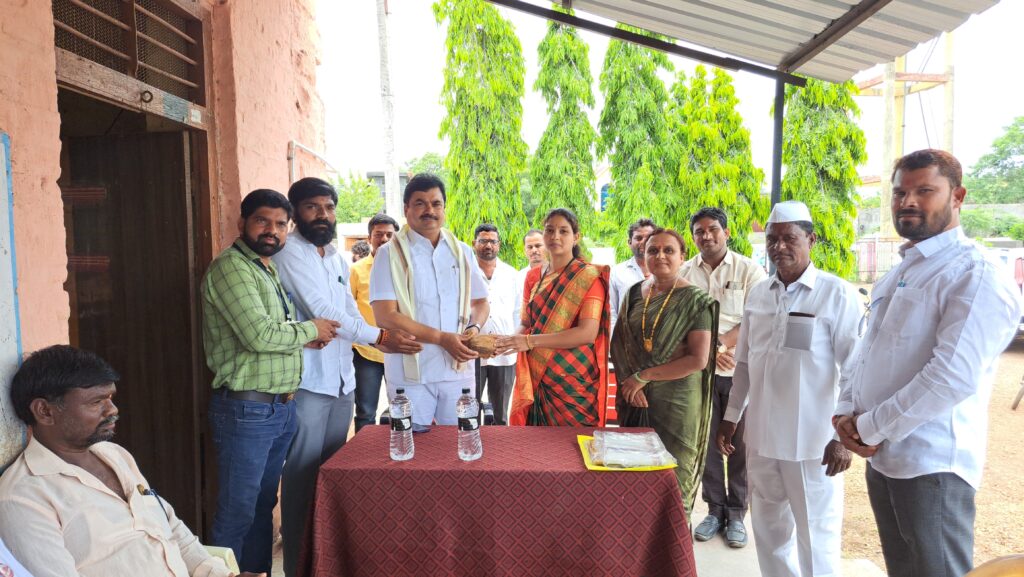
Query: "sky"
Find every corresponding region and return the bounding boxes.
[316,1,1024,194]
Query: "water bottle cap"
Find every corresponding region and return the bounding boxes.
[396,388,405,394]
[462,388,470,394]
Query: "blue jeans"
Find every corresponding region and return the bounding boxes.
[353,351,385,431]
[208,392,298,574]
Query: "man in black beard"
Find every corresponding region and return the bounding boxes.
[272,178,419,577]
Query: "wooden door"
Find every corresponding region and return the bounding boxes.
[62,131,203,529]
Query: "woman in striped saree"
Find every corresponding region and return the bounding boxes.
[495,208,610,427]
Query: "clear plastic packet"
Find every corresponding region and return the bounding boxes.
[588,430,678,468]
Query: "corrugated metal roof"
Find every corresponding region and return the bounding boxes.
[562,0,998,83]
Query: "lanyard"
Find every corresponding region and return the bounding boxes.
[233,244,292,322]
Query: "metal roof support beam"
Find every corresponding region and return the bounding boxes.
[486,0,807,86]
[780,0,896,73]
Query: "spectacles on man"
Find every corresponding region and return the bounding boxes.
[476,239,499,246]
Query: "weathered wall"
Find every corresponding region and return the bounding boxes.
[208,0,325,249]
[0,0,69,355]
[0,0,66,466]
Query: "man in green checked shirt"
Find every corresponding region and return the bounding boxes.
[201,189,339,575]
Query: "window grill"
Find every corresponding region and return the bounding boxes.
[53,0,203,103]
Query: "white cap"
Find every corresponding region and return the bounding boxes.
[766,200,812,224]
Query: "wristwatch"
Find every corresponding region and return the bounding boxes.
[718,343,729,354]
[464,323,481,333]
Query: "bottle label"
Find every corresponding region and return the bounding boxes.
[458,417,479,431]
[391,416,412,432]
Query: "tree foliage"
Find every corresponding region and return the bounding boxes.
[963,116,1024,204]
[333,172,384,223]
[960,208,1024,238]
[779,78,866,279]
[434,0,529,265]
[530,7,598,234]
[404,151,449,184]
[597,27,674,259]
[667,66,767,257]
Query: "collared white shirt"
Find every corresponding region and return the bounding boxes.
[680,250,767,376]
[726,263,862,461]
[369,228,488,386]
[274,231,380,397]
[480,258,520,367]
[0,439,230,577]
[609,258,646,330]
[837,227,1020,489]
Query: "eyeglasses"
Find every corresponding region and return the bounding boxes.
[476,239,499,246]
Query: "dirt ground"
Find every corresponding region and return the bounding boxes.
[842,333,1024,567]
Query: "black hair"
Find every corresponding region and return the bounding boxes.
[690,207,729,232]
[352,241,371,258]
[11,345,120,426]
[474,223,499,241]
[768,221,815,236]
[544,208,582,260]
[403,173,446,205]
[892,149,962,189]
[367,213,399,234]
[287,177,338,210]
[241,188,293,220]
[627,218,657,241]
[523,229,542,241]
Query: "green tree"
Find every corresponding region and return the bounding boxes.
[668,66,767,257]
[530,7,598,233]
[597,27,674,259]
[779,78,866,278]
[333,172,384,223]
[404,151,449,184]
[963,116,1024,204]
[434,0,529,265]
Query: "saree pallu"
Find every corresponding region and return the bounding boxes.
[610,283,719,510]
[509,259,610,427]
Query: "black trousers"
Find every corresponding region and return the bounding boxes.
[701,375,749,522]
[475,361,515,425]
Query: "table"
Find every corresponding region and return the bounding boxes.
[298,425,697,577]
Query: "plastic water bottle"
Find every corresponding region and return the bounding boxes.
[389,388,414,461]
[456,388,483,461]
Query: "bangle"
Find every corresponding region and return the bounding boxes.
[525,334,534,350]
[376,329,389,346]
[633,371,651,385]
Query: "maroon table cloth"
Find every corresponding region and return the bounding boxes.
[298,425,697,577]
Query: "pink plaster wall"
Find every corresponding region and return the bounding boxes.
[208,0,325,250]
[0,0,70,353]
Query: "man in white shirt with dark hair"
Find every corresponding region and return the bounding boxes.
[835,149,1021,577]
[370,173,489,426]
[719,200,862,577]
[472,223,520,425]
[609,218,655,330]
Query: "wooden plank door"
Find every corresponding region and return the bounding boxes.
[62,131,203,529]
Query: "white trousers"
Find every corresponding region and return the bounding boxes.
[386,377,475,426]
[748,453,843,577]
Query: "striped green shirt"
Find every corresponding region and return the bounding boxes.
[202,239,317,393]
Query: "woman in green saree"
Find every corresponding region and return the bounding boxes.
[610,228,719,510]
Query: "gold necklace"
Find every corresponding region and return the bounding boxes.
[641,280,677,353]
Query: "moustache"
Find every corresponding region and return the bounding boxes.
[99,415,120,427]
[310,219,331,228]
[419,215,438,221]
[897,210,924,219]
[259,234,280,243]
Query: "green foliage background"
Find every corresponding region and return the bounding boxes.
[963,116,1024,204]
[779,78,866,278]
[332,172,384,223]
[434,0,529,265]
[667,66,767,257]
[530,7,598,235]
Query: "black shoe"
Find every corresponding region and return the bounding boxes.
[693,515,722,542]
[725,519,748,548]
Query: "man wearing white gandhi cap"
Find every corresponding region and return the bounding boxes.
[717,200,863,577]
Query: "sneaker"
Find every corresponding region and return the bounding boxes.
[725,520,748,548]
[693,515,722,542]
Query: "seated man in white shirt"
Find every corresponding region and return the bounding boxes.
[718,201,861,577]
[609,218,655,330]
[370,173,489,425]
[835,150,1021,577]
[0,345,260,577]
[471,223,521,425]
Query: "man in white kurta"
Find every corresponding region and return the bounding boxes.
[370,173,489,426]
[718,201,861,577]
